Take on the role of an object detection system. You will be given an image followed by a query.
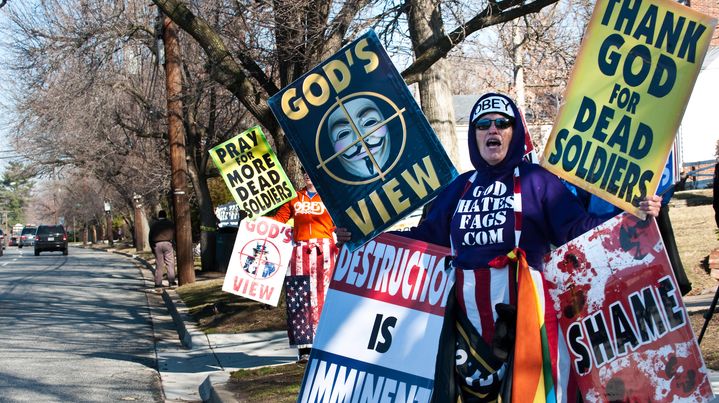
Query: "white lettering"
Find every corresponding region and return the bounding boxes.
[301,359,432,403]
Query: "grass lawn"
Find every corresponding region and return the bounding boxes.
[175,189,719,400]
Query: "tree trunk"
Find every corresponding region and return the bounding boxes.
[132,197,146,252]
[186,157,218,272]
[140,210,151,252]
[407,0,459,167]
[418,60,459,166]
[512,22,527,112]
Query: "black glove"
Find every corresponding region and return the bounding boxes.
[492,303,517,362]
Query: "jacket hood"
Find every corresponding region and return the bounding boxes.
[468,93,529,174]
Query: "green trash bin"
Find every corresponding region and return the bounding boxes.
[215,227,238,272]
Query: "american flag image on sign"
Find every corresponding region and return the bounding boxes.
[285,275,313,347]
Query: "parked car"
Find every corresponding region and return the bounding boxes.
[386,207,424,232]
[18,226,38,248]
[34,225,68,256]
[9,224,23,246]
[0,229,4,256]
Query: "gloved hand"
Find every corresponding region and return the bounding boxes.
[492,303,517,362]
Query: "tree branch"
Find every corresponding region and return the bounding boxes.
[401,0,559,84]
[152,0,278,132]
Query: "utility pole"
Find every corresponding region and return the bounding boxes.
[162,14,194,285]
[104,201,113,247]
[106,213,113,247]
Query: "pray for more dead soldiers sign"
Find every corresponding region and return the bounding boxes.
[209,126,296,218]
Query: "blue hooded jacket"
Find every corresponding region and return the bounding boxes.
[400,93,604,269]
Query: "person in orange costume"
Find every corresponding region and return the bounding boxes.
[269,167,340,362]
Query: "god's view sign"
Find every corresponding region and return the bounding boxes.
[541,0,716,217]
[209,126,296,218]
[222,217,293,306]
[268,30,458,251]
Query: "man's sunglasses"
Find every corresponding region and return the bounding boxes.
[475,117,513,130]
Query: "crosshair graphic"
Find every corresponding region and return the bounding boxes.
[316,92,406,185]
[238,238,281,279]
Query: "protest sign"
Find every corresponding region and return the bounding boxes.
[215,201,243,228]
[297,233,453,402]
[209,126,296,218]
[658,148,676,196]
[544,213,714,402]
[541,0,716,217]
[222,217,293,306]
[268,30,458,251]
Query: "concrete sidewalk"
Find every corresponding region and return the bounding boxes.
[120,249,296,402]
[157,289,296,402]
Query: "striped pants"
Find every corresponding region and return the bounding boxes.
[454,266,574,402]
[284,238,338,348]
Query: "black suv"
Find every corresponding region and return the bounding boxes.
[34,225,68,256]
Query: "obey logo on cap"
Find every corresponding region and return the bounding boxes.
[471,96,515,123]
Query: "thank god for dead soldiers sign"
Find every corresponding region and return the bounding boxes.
[541,0,716,217]
[297,233,453,402]
[209,126,296,218]
[544,213,714,402]
[268,30,458,251]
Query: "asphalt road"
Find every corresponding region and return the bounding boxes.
[0,245,163,402]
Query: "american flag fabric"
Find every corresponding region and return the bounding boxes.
[285,275,312,347]
[284,237,337,348]
[453,259,569,402]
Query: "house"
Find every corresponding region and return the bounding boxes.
[452,95,477,173]
[676,0,719,174]
[678,47,719,167]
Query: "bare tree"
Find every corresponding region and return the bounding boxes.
[1,0,584,278]
[444,0,592,152]
[151,0,564,173]
[2,1,172,244]
[2,1,254,272]
[406,0,459,165]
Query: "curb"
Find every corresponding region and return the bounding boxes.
[199,372,237,403]
[162,289,195,349]
[87,245,239,402]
